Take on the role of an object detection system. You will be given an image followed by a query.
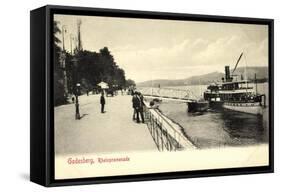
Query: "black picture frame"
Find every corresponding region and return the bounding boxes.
[30,5,274,187]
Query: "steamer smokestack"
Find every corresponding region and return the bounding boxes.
[225,66,231,82]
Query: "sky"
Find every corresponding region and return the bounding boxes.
[54,14,268,83]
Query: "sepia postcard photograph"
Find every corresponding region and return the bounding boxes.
[53,13,271,180]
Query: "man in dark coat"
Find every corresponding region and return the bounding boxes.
[100,92,105,113]
[137,92,145,123]
[132,92,140,122]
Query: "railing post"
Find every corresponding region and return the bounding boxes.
[160,119,164,151]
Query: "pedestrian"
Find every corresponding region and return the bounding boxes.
[71,95,75,103]
[137,92,145,123]
[132,92,140,122]
[100,92,106,113]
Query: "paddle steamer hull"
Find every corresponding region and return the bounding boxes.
[223,102,263,115]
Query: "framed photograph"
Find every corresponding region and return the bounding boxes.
[30,5,274,187]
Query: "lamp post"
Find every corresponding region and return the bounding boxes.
[75,83,81,120]
[71,57,80,120]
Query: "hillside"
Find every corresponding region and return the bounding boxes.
[137,66,268,87]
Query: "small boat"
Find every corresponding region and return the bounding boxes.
[187,99,209,112]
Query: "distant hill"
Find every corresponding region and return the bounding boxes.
[137,66,268,87]
[234,66,268,81]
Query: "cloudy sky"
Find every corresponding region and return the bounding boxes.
[54,14,268,83]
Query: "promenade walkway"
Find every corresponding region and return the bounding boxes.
[55,93,157,155]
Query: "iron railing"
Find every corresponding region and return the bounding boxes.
[143,102,195,151]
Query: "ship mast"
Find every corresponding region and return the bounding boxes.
[244,53,248,93]
[255,73,258,94]
[232,52,243,75]
[231,52,243,82]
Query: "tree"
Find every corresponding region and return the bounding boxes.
[53,34,134,105]
[126,79,136,88]
[53,21,66,106]
[73,47,127,92]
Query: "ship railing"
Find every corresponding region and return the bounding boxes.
[142,101,196,151]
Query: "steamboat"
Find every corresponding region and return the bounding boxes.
[203,53,266,115]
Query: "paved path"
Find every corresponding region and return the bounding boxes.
[55,94,157,155]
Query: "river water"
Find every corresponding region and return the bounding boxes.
[154,83,269,148]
